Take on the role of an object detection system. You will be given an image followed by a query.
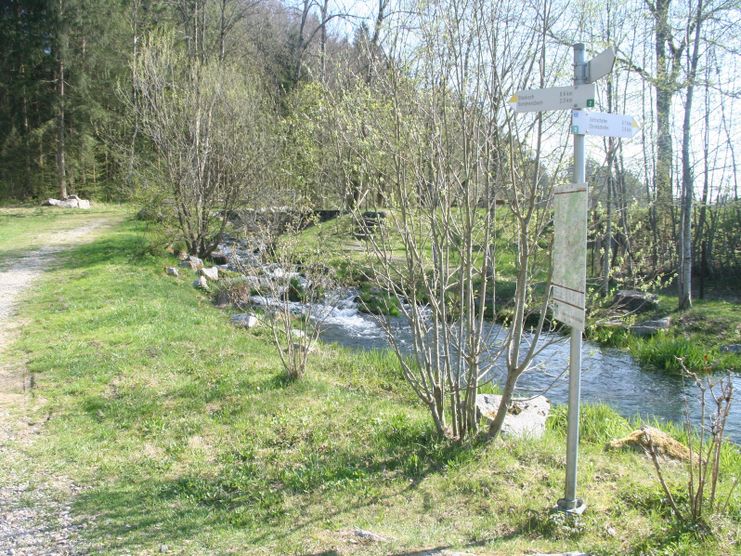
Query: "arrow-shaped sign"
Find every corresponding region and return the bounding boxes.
[571,110,640,138]
[587,47,615,83]
[510,84,595,113]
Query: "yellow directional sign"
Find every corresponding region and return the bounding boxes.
[509,84,595,113]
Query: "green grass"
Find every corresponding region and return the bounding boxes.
[4,216,740,554]
[0,204,129,267]
[588,293,741,374]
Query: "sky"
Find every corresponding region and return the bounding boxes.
[318,0,741,201]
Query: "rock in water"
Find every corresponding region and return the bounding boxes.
[607,426,692,461]
[193,276,209,290]
[165,267,179,277]
[613,290,659,312]
[631,316,671,337]
[199,266,219,281]
[230,313,258,329]
[476,394,550,438]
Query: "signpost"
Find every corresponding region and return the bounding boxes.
[509,84,595,112]
[587,46,615,83]
[511,43,638,515]
[572,110,640,139]
[552,183,588,330]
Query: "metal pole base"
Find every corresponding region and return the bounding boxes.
[555,498,587,515]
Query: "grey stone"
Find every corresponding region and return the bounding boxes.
[180,256,204,270]
[631,316,671,337]
[210,251,229,265]
[193,276,209,290]
[199,266,219,281]
[231,313,258,328]
[41,196,92,209]
[165,267,179,277]
[476,394,551,438]
[339,528,389,543]
[721,343,741,354]
[613,290,659,312]
[291,342,316,354]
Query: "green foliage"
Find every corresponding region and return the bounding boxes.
[631,337,709,373]
[357,284,401,316]
[548,403,632,445]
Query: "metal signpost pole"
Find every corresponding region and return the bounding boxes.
[557,43,587,515]
[511,42,624,514]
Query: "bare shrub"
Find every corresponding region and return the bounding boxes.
[645,359,737,528]
[124,31,273,258]
[234,223,336,380]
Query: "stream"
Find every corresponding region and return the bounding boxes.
[220,238,741,444]
[315,294,741,443]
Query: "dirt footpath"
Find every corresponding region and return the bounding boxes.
[0,218,117,555]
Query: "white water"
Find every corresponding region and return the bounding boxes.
[220,238,741,443]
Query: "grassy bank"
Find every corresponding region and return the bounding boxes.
[4,216,740,554]
[589,293,741,373]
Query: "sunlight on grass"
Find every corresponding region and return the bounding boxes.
[5,217,739,555]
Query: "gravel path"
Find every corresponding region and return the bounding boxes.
[0,219,116,555]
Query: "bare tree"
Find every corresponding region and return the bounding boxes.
[329,0,567,441]
[125,31,273,257]
[236,222,337,380]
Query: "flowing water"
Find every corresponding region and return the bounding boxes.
[220,238,740,443]
[315,293,741,443]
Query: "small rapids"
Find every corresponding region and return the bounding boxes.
[217,237,741,443]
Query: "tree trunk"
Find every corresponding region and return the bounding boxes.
[56,0,67,200]
[653,0,673,264]
[678,0,704,310]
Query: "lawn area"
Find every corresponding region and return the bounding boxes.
[4,216,740,554]
[588,291,741,373]
[0,204,130,266]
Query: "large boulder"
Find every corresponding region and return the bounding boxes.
[631,316,671,337]
[613,290,659,313]
[180,256,204,270]
[42,195,91,209]
[209,251,229,265]
[193,276,209,290]
[476,394,551,438]
[199,266,219,281]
